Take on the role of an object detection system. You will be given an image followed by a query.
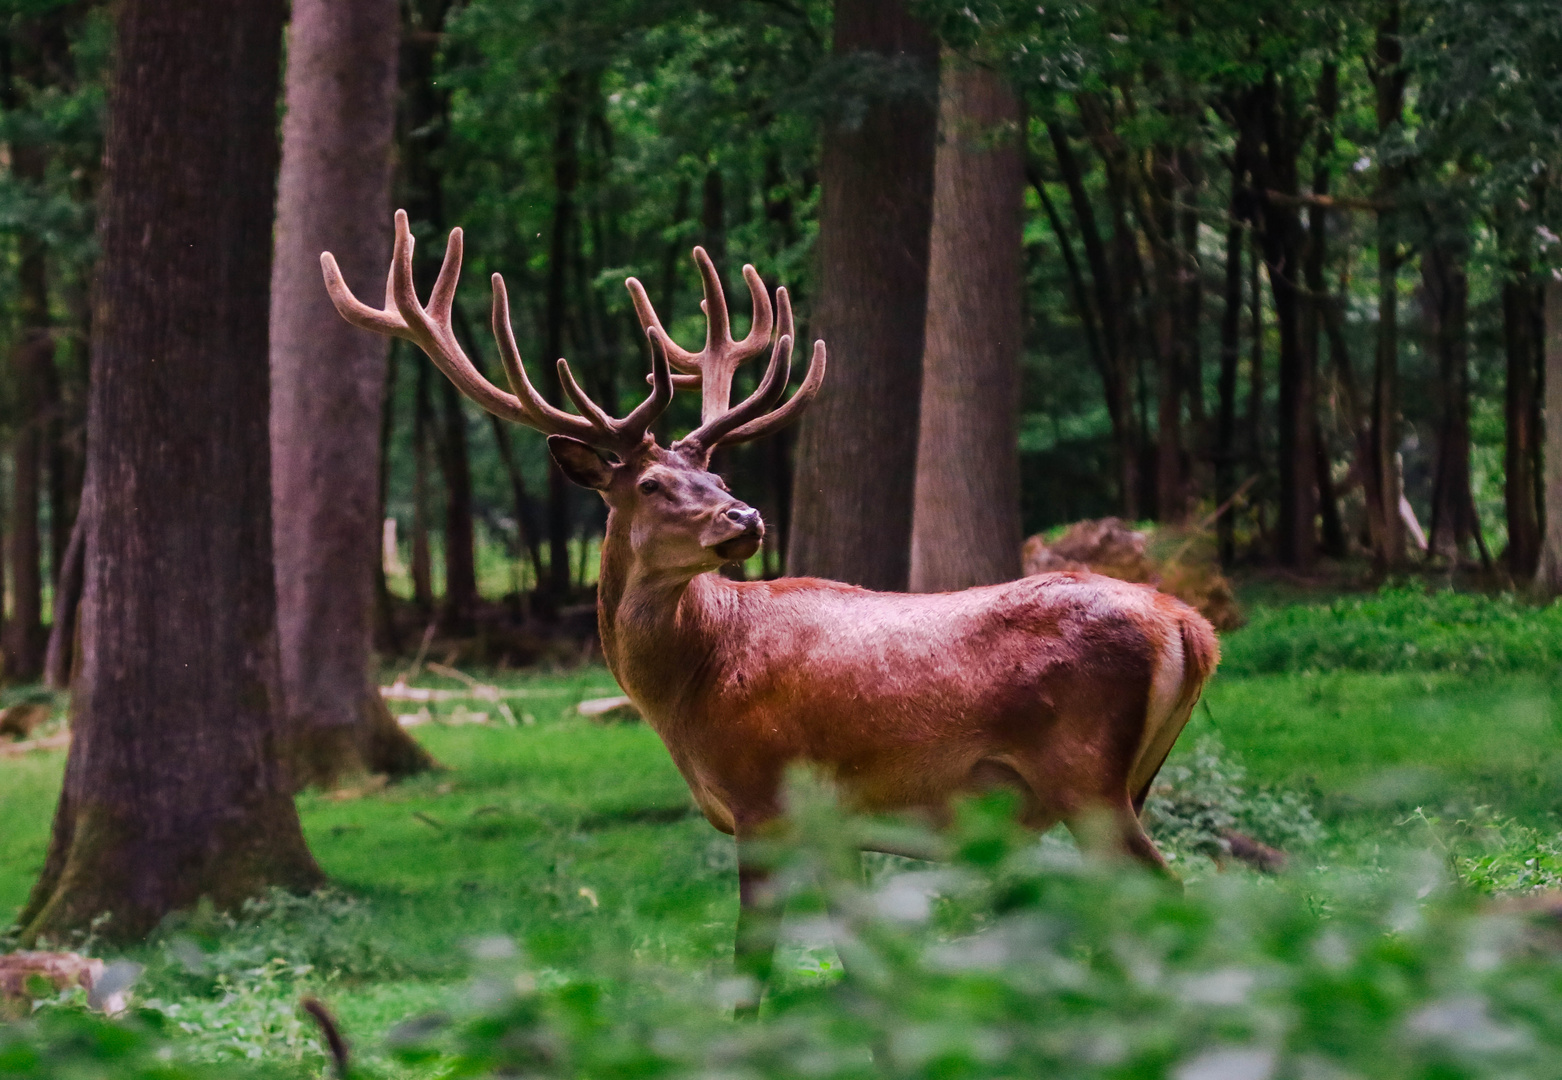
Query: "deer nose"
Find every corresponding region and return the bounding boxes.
[725,506,762,533]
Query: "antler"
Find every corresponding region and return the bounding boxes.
[625,249,827,460]
[322,210,671,457]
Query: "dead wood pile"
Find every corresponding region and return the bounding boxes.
[1022,517,1245,631]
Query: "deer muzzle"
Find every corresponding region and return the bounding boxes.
[711,506,764,563]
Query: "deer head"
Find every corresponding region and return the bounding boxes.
[320,212,825,576]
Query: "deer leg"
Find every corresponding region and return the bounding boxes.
[733,838,782,1018]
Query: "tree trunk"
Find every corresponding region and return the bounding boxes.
[543,73,582,605]
[4,304,48,682]
[909,56,1023,592]
[270,0,433,788]
[1505,273,1543,577]
[1536,281,1562,594]
[1248,232,1267,547]
[437,378,478,632]
[411,361,436,615]
[1304,63,1344,559]
[788,0,938,589]
[1369,5,1407,568]
[20,0,321,943]
[1256,77,1314,567]
[1423,237,1478,563]
[1044,123,1136,513]
[42,495,87,691]
[1216,173,1244,566]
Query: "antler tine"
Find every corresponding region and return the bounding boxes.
[324,211,667,456]
[674,331,792,458]
[623,248,774,424]
[713,287,827,448]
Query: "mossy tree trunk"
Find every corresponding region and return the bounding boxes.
[20,0,322,944]
[271,0,435,788]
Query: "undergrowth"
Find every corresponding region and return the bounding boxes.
[1222,584,1562,676]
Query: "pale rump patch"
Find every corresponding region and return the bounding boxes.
[1129,622,1187,799]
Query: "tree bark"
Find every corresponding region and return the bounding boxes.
[271,0,433,788]
[1535,280,1562,595]
[788,0,937,590]
[21,0,321,943]
[909,55,1022,592]
[1504,272,1543,577]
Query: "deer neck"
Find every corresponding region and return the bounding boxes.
[594,509,727,711]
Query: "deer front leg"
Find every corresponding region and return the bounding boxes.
[733,836,783,1018]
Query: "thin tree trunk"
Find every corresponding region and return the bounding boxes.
[544,72,582,604]
[1305,62,1343,559]
[271,0,433,788]
[1424,236,1477,562]
[1505,272,1543,577]
[1044,123,1137,512]
[1216,181,1244,566]
[437,378,478,632]
[789,0,938,589]
[910,55,1023,592]
[1257,76,1314,567]
[1535,280,1562,595]
[411,361,436,614]
[1370,5,1407,568]
[1248,232,1267,546]
[43,491,86,690]
[373,345,403,653]
[21,0,321,943]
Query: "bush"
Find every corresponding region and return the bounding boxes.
[1221,585,1562,676]
[1145,734,1324,860]
[374,791,1562,1080]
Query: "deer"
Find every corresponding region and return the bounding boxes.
[322,210,1220,1008]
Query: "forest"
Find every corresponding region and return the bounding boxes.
[5,0,1562,1076]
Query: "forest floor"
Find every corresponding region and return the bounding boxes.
[4,584,1562,1076]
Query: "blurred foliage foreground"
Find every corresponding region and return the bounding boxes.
[11,585,1562,1078]
[9,796,1562,1080]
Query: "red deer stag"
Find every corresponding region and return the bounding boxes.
[322,211,1219,1004]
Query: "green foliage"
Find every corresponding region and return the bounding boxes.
[1221,585,1562,676]
[379,793,1562,1080]
[1145,733,1325,860]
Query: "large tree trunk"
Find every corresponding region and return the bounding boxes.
[1505,272,1543,577]
[20,0,321,943]
[788,0,938,590]
[909,56,1022,593]
[271,0,434,789]
[1535,281,1562,596]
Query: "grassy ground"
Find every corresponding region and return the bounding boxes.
[5,585,1562,1074]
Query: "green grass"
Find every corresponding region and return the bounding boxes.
[7,584,1562,1075]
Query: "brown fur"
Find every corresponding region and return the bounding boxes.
[591,450,1220,866]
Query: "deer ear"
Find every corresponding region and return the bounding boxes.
[547,435,614,490]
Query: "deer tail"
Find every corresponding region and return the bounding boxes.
[1130,609,1220,813]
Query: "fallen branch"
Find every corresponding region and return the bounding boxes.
[0,732,70,758]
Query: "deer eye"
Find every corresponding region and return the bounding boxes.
[638,478,660,495]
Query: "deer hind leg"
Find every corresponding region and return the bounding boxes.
[732,834,783,1018]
